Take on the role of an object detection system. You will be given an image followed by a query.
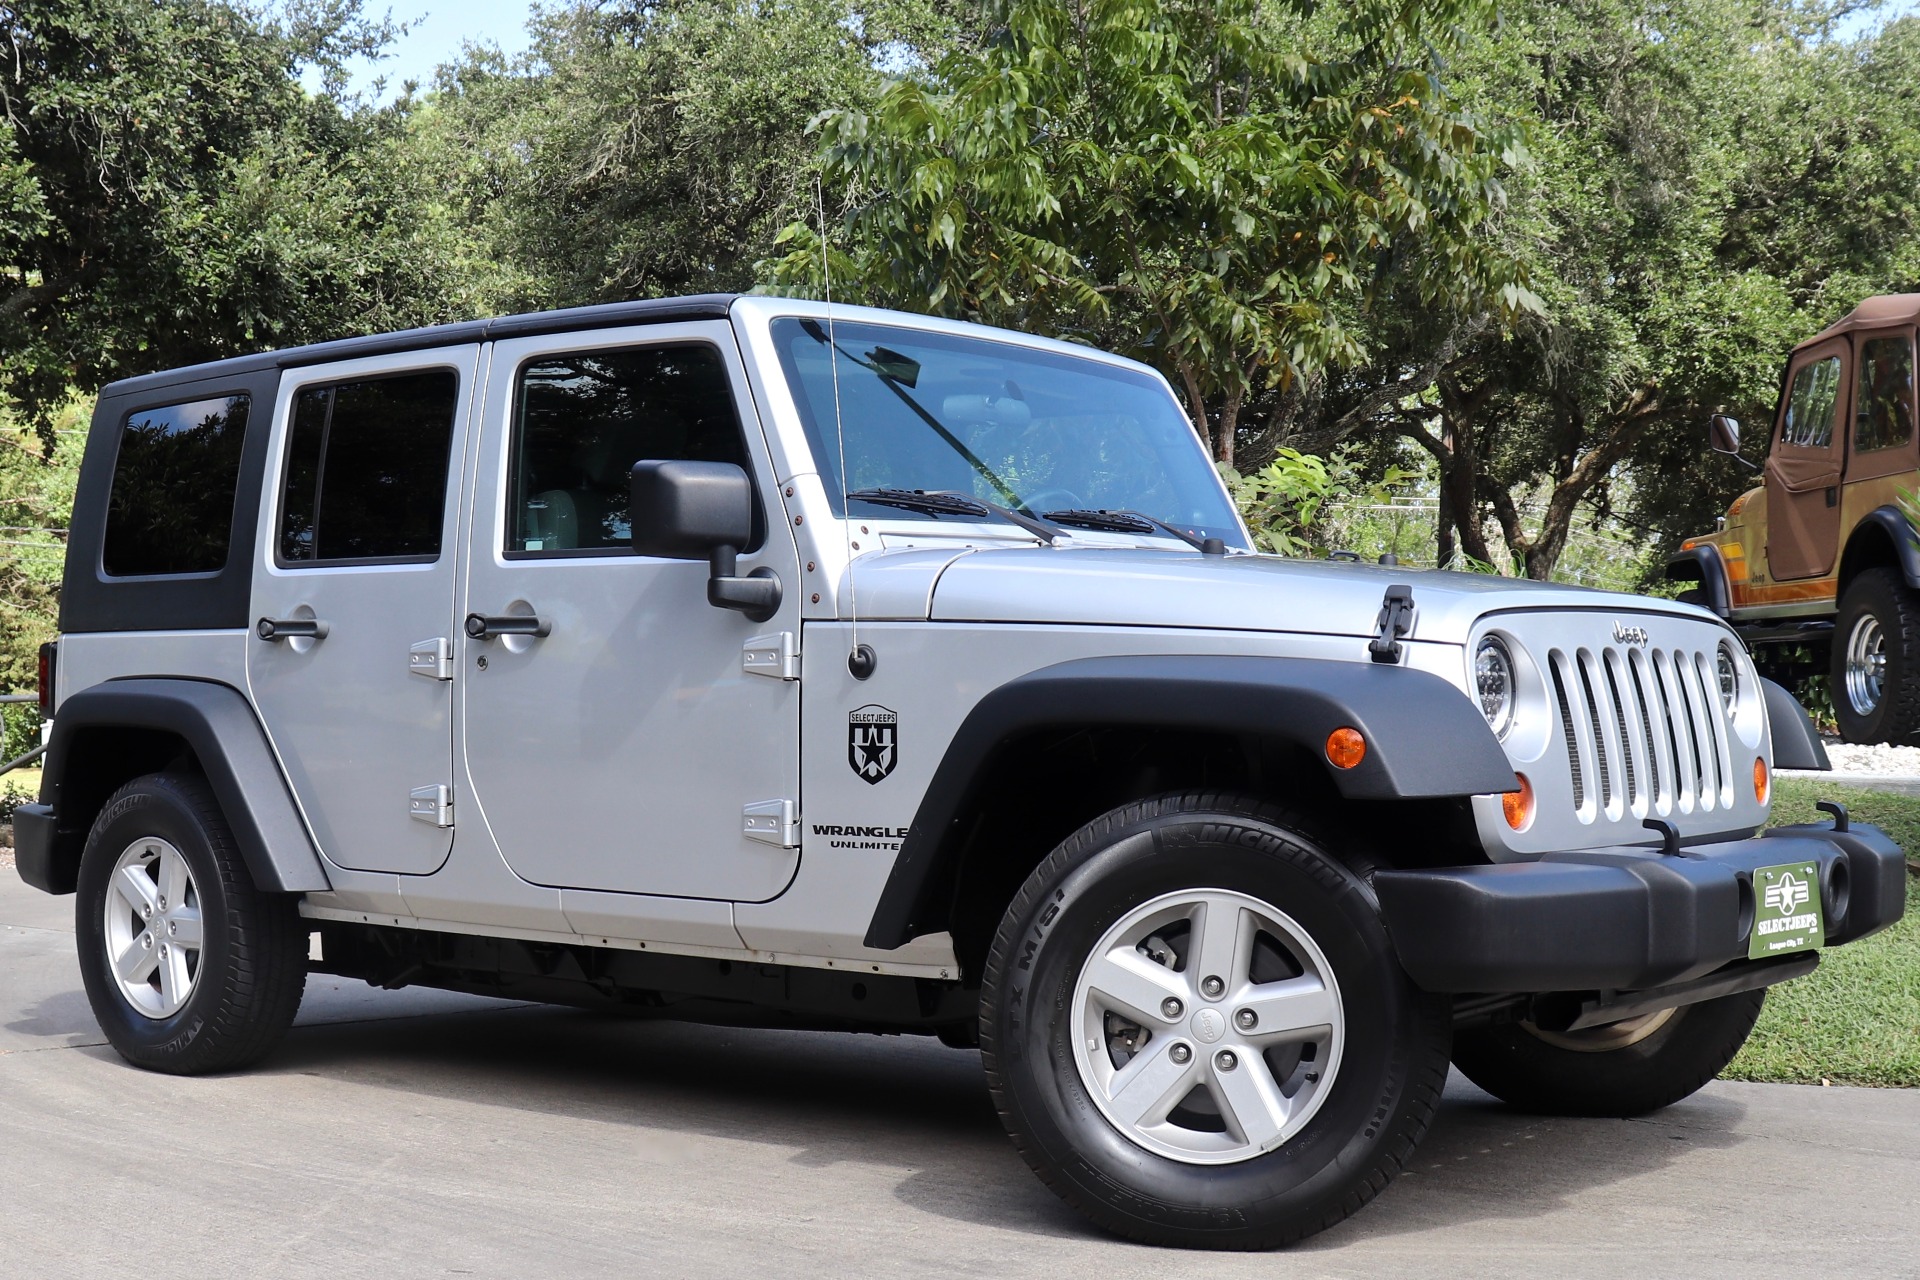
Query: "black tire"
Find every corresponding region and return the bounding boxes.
[980,793,1451,1250]
[1674,587,1708,608]
[74,772,308,1074]
[1832,566,1920,744]
[1450,990,1765,1118]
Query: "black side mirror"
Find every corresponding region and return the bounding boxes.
[630,459,781,623]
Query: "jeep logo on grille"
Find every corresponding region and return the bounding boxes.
[1612,622,1650,646]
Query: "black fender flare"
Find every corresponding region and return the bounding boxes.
[862,654,1516,949]
[1839,506,1920,592]
[1664,545,1731,616]
[1761,677,1831,771]
[33,677,329,895]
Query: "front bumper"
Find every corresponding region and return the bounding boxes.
[1375,818,1906,993]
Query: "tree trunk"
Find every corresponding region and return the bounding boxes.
[1177,364,1214,457]
[1215,381,1245,467]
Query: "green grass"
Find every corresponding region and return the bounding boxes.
[1723,777,1920,1087]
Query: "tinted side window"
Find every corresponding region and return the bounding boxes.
[1781,356,1842,449]
[509,345,749,555]
[1853,336,1915,453]
[103,396,251,577]
[278,370,460,563]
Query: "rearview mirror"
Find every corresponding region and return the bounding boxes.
[629,459,780,623]
[1708,413,1741,456]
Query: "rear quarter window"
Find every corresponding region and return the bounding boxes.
[102,396,252,577]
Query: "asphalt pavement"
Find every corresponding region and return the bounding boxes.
[3,868,1917,1279]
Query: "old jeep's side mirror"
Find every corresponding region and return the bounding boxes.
[1708,413,1760,471]
[629,459,781,623]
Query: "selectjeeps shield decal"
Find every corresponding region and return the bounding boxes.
[849,704,899,784]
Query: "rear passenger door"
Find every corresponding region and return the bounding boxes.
[247,349,479,876]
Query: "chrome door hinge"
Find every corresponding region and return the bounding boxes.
[742,799,799,848]
[409,784,454,828]
[409,637,454,681]
[742,632,800,680]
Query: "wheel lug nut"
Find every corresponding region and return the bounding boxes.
[1235,1008,1258,1031]
[1170,1043,1192,1064]
[1161,997,1183,1019]
[141,934,152,949]
[1216,1050,1238,1072]
[167,921,177,936]
[158,897,167,910]
[1201,975,1224,999]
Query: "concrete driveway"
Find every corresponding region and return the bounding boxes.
[3,868,1916,1279]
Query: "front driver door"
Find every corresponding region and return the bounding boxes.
[459,324,802,902]
[1765,338,1849,581]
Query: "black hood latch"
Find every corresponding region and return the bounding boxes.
[1369,584,1415,664]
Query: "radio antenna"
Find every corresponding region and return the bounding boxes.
[817,178,873,679]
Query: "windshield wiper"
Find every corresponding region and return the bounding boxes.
[797,319,1026,508]
[1042,508,1225,555]
[848,488,1061,544]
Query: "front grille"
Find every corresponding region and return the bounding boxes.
[1548,643,1734,822]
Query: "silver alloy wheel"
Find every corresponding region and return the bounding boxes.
[102,837,203,1020]
[1069,888,1344,1165]
[1845,612,1887,716]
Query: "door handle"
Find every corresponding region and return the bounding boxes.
[465,612,552,640]
[256,617,329,641]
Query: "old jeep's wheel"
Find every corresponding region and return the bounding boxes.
[1832,567,1920,744]
[75,773,307,1074]
[1450,990,1765,1118]
[980,793,1450,1250]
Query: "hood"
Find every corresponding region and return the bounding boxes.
[840,545,1712,643]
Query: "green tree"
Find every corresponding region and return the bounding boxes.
[766,0,1537,467]
[424,0,954,310]
[0,0,502,442]
[1340,1,1920,579]
[0,405,79,739]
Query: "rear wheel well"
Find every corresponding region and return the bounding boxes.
[1839,521,1903,593]
[937,726,1483,983]
[41,727,202,887]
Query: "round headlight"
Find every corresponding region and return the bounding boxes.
[1717,644,1739,713]
[1475,636,1516,738]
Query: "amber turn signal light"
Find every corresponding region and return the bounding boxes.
[1325,727,1366,770]
[1503,774,1535,831]
[1753,756,1770,805]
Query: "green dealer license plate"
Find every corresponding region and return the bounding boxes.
[1749,861,1825,960]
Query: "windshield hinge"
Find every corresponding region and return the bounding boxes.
[742,632,800,680]
[1369,584,1416,664]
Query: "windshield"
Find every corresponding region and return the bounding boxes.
[770,318,1245,545]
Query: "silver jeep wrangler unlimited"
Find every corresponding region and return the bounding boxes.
[15,296,1906,1248]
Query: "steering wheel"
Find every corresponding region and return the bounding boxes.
[1019,488,1084,515]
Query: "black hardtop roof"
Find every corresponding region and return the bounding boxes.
[100,293,739,400]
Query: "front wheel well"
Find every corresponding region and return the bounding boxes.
[937,727,1483,983]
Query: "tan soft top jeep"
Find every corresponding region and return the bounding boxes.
[1670,293,1920,743]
